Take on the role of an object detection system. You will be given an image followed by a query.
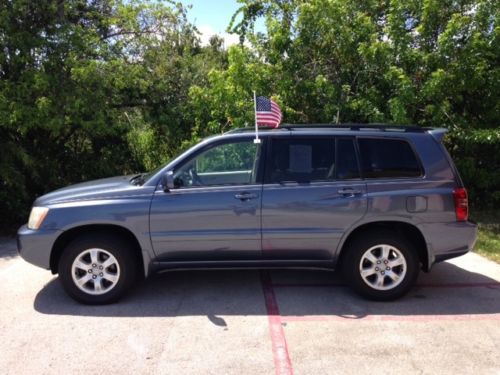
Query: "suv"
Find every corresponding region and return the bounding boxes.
[17,124,477,304]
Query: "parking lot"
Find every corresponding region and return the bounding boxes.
[0,237,499,375]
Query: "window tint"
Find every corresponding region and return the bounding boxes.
[358,138,422,178]
[268,138,335,183]
[174,140,260,187]
[336,138,360,179]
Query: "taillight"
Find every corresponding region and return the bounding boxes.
[453,188,468,222]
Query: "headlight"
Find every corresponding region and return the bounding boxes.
[28,207,49,230]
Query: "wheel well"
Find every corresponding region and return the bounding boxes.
[50,224,145,278]
[338,221,429,271]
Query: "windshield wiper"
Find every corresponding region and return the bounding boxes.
[130,173,146,186]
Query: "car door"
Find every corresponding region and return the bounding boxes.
[150,137,264,262]
[261,136,367,260]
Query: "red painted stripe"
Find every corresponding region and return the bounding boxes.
[271,282,500,289]
[282,314,500,323]
[261,271,294,375]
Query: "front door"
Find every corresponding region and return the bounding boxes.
[261,136,367,260]
[150,137,263,261]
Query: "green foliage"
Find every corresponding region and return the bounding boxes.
[0,0,499,231]
[0,0,222,230]
[188,46,279,137]
[446,128,500,209]
[226,0,499,208]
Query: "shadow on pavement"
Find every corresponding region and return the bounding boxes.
[0,238,17,260]
[34,260,500,319]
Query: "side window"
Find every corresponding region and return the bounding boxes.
[358,138,422,178]
[336,138,360,179]
[174,140,260,187]
[267,138,335,183]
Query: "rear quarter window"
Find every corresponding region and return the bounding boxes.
[358,138,422,178]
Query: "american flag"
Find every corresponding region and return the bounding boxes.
[256,96,282,128]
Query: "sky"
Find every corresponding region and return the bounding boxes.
[181,0,264,46]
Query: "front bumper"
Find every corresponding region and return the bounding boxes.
[17,225,62,270]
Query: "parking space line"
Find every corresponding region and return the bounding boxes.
[271,282,500,289]
[282,314,500,323]
[260,271,294,375]
[415,282,500,288]
[270,280,500,324]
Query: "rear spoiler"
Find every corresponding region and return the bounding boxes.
[428,128,448,142]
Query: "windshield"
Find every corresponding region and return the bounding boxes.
[130,162,170,186]
[142,164,166,182]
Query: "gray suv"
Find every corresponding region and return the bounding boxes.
[17,125,477,304]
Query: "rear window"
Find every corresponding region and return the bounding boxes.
[358,138,422,178]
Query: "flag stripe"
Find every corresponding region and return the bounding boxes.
[257,116,281,122]
[257,118,281,122]
[257,112,281,118]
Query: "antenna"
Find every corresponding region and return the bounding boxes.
[253,91,261,144]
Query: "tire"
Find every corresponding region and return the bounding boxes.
[342,230,419,301]
[58,233,137,304]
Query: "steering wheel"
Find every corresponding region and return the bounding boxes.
[189,168,203,186]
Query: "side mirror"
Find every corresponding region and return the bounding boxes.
[161,171,175,192]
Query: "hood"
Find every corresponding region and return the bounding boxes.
[34,175,148,206]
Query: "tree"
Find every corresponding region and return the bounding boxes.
[226,0,500,207]
[0,0,220,229]
[0,0,498,231]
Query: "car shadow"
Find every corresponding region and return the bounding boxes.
[0,237,17,260]
[34,260,500,320]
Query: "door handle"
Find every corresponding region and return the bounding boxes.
[337,188,362,196]
[234,192,258,201]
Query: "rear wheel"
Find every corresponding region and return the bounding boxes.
[342,231,419,301]
[58,234,137,304]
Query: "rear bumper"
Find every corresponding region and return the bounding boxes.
[423,221,478,268]
[17,225,61,270]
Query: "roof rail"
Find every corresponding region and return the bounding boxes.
[280,123,429,132]
[225,123,431,134]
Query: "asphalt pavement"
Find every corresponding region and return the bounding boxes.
[0,238,499,375]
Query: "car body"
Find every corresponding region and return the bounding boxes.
[17,124,477,303]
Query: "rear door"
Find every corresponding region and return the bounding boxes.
[261,136,367,260]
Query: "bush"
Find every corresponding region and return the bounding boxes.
[446,129,500,210]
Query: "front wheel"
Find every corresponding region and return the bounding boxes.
[342,231,419,301]
[58,234,137,304]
